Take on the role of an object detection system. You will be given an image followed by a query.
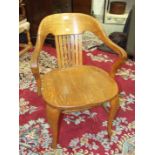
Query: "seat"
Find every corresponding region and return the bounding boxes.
[31,13,127,149]
[42,65,118,109]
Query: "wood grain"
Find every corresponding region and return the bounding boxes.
[108,95,120,138]
[31,13,127,79]
[30,13,127,148]
[46,104,61,149]
[55,34,83,68]
[42,65,118,110]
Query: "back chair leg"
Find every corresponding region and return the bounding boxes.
[46,105,61,149]
[107,95,119,139]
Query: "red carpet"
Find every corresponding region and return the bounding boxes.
[19,46,135,155]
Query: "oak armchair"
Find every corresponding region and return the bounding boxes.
[31,13,127,149]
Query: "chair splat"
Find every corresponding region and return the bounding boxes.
[55,34,82,68]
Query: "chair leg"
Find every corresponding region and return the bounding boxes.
[107,95,119,138]
[46,105,61,149]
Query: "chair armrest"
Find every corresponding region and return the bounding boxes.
[93,23,128,78]
[105,38,127,78]
[30,34,46,95]
[31,51,42,96]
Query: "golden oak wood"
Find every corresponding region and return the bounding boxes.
[46,104,61,149]
[30,13,127,149]
[107,95,119,138]
[42,65,118,110]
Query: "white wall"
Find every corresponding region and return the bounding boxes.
[91,0,105,22]
[92,0,105,16]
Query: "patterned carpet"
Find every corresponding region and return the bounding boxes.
[19,32,135,155]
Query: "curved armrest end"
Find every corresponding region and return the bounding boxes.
[110,48,128,78]
[30,51,42,96]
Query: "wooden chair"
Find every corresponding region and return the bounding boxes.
[31,13,127,149]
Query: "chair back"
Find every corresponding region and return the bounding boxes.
[32,13,127,75]
[36,13,111,68]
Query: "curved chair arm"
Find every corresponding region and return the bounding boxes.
[30,34,46,95]
[93,23,128,78]
[103,36,127,78]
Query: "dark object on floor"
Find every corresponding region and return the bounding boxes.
[88,32,127,55]
[98,44,117,54]
[88,44,118,55]
[109,32,127,49]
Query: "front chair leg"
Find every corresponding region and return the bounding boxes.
[107,95,119,139]
[46,104,61,149]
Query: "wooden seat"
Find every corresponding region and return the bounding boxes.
[31,13,127,149]
[42,65,118,109]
